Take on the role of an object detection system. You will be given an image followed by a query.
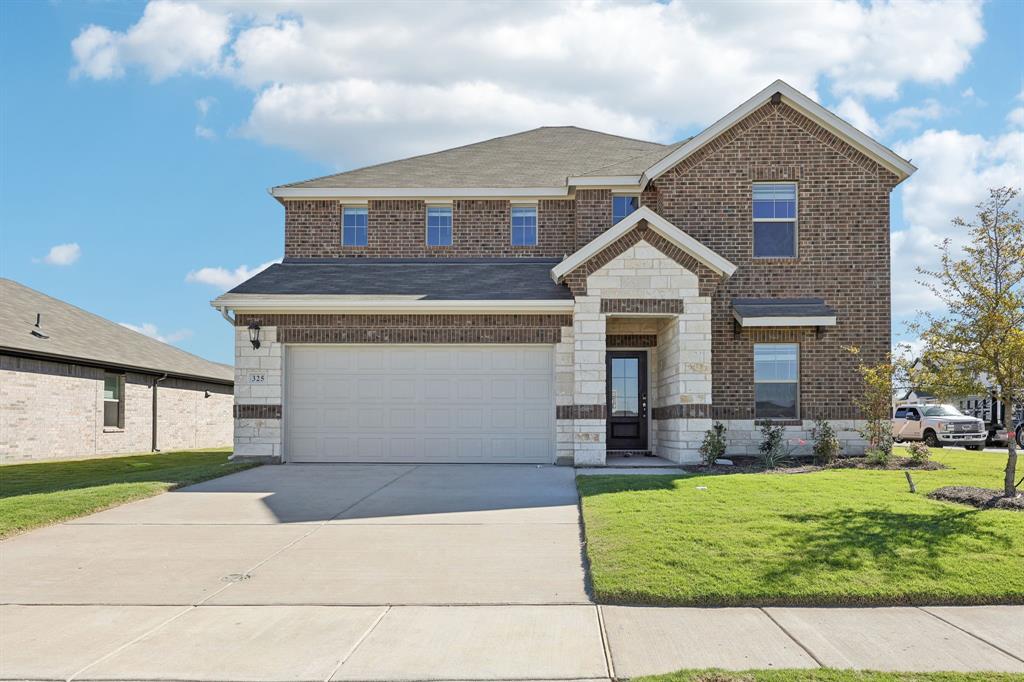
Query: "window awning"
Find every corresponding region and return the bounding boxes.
[732,298,837,327]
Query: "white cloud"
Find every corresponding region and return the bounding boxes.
[39,243,81,266]
[891,123,1024,320]
[71,1,230,82]
[884,99,945,134]
[70,0,986,167]
[119,322,193,344]
[195,96,216,116]
[185,259,279,290]
[1008,107,1024,128]
[195,124,216,140]
[835,97,880,136]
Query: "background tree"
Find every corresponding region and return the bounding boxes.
[908,187,1024,497]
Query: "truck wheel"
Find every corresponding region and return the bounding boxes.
[924,430,942,448]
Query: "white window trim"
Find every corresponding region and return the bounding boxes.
[425,205,453,247]
[341,205,369,247]
[102,372,124,430]
[752,181,798,260]
[510,204,538,247]
[753,343,800,420]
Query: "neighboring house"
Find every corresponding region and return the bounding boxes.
[213,80,916,465]
[0,279,233,463]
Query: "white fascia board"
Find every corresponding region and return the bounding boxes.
[643,80,917,185]
[550,206,738,281]
[567,175,643,187]
[270,186,570,199]
[734,311,838,327]
[211,295,574,314]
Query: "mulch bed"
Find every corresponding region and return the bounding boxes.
[829,456,947,471]
[929,485,1024,511]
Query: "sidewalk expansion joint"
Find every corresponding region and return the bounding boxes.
[918,606,1024,664]
[758,607,825,668]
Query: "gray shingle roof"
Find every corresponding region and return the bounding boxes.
[228,259,573,300]
[0,279,233,383]
[279,127,676,189]
[732,298,836,321]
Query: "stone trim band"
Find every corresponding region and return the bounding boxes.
[234,404,282,419]
[556,404,607,420]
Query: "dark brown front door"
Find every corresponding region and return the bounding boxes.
[606,351,648,450]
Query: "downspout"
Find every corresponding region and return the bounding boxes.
[152,373,168,452]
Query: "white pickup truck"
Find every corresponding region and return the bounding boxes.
[893,403,987,450]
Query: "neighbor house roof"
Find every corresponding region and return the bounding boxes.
[0,279,233,384]
[228,259,574,300]
[272,80,915,199]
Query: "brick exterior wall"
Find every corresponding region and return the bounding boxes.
[574,189,613,248]
[0,354,232,463]
[654,101,896,422]
[284,199,575,258]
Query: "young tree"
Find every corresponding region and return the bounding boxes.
[908,187,1024,496]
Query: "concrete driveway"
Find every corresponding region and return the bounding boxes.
[1,464,607,681]
[3,463,1023,681]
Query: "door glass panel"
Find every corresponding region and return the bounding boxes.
[611,358,639,416]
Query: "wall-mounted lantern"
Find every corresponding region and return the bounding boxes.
[248,321,262,350]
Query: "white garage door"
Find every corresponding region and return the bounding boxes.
[284,345,555,463]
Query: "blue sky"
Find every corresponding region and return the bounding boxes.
[1,0,1022,365]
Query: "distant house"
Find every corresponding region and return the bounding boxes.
[0,279,233,463]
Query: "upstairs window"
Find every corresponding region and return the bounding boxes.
[103,372,125,429]
[612,195,639,224]
[511,206,538,246]
[426,206,453,246]
[342,207,368,246]
[754,343,799,419]
[753,183,797,258]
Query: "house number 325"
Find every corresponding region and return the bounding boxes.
[247,373,267,385]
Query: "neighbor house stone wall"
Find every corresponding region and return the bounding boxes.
[0,354,232,463]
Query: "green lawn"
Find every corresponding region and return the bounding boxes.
[578,447,1024,606]
[635,670,1024,682]
[0,448,258,538]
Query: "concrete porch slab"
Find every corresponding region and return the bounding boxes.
[766,606,1024,672]
[922,605,1024,660]
[66,464,416,525]
[208,523,590,605]
[0,604,183,681]
[331,605,608,680]
[78,606,386,681]
[601,605,817,678]
[0,523,309,605]
[330,464,580,524]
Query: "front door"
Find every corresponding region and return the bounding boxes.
[606,351,648,450]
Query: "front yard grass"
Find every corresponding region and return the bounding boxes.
[578,447,1024,606]
[635,670,1024,682]
[0,448,257,538]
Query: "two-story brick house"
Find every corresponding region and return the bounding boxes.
[214,80,915,466]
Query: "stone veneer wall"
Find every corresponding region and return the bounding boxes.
[0,354,232,463]
[233,325,283,462]
[718,419,868,457]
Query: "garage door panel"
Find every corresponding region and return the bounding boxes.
[285,345,554,464]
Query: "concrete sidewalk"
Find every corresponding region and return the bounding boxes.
[1,603,1022,680]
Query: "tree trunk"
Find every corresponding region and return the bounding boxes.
[1004,398,1018,497]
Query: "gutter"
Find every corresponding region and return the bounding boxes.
[151,373,168,453]
[210,296,575,315]
[0,346,233,387]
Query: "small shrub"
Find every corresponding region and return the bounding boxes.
[757,421,790,469]
[811,419,841,465]
[866,447,892,467]
[698,421,728,466]
[906,441,931,466]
